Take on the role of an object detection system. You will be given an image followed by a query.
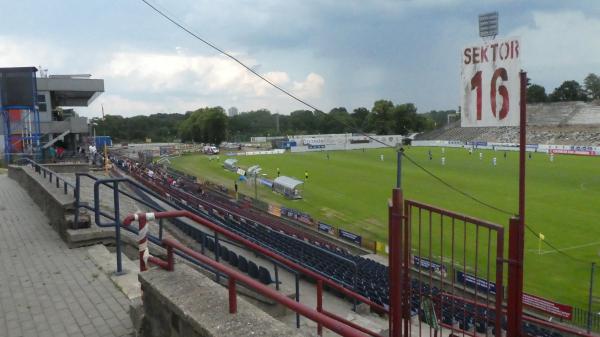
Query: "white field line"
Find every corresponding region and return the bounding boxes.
[527,241,600,255]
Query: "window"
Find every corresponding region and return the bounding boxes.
[37,94,46,103]
[38,103,47,112]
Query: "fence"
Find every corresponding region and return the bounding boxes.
[400,199,505,337]
[573,307,600,333]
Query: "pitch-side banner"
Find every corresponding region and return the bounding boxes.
[461,37,521,127]
[523,293,573,320]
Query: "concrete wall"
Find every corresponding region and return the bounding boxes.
[139,264,311,337]
[8,165,74,240]
[40,117,89,134]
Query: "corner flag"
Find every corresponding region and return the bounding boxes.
[538,233,545,255]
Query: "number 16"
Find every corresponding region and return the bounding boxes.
[470,68,509,120]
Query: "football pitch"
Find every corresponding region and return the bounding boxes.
[171,147,600,309]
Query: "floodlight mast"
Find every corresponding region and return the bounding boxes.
[479,11,499,40]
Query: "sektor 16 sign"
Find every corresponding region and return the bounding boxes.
[461,37,521,127]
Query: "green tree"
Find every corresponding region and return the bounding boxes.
[527,84,547,103]
[366,100,395,134]
[584,73,600,100]
[351,107,369,130]
[392,103,418,135]
[549,80,587,102]
[288,110,317,134]
[321,107,352,133]
[179,107,228,144]
[92,113,185,142]
[228,109,276,140]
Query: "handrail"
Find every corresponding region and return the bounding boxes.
[18,158,76,195]
[140,172,360,288]
[170,181,355,262]
[76,172,160,224]
[115,165,360,299]
[86,172,290,289]
[150,235,372,337]
[116,210,378,336]
[112,168,289,270]
[125,168,358,272]
[122,210,386,313]
[112,152,346,255]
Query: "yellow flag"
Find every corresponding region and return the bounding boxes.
[539,233,545,240]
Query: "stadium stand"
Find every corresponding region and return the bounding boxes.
[112,156,570,337]
[417,102,600,145]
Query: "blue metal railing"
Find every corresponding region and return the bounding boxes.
[72,169,288,292]
[18,158,76,195]
[19,157,355,312]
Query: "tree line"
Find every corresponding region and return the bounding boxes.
[96,73,600,145]
[94,100,457,144]
[527,73,600,103]
[90,113,187,142]
[96,73,600,144]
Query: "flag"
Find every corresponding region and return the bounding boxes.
[539,233,545,240]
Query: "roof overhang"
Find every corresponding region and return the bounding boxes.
[36,77,104,107]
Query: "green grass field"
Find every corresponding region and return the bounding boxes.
[171,147,600,310]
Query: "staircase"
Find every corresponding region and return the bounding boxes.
[42,129,71,149]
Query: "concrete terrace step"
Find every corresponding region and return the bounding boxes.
[87,244,142,302]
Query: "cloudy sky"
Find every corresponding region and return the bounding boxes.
[1,0,599,117]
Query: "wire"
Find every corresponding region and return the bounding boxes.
[138,0,594,264]
[139,0,321,112]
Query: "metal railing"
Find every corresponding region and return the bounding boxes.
[573,307,600,333]
[19,158,76,195]
[85,171,291,289]
[123,211,376,337]
[124,168,360,296]
[78,168,385,335]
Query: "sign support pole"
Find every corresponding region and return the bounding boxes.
[389,149,405,337]
[507,71,527,337]
[588,262,596,334]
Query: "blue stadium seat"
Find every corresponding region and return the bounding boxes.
[238,256,248,273]
[248,261,259,279]
[258,266,273,285]
[229,252,239,267]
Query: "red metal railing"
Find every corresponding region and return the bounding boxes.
[397,198,506,337]
[123,211,385,337]
[128,168,344,253]
[162,237,371,337]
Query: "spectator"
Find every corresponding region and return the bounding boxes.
[48,146,56,162]
[56,146,64,160]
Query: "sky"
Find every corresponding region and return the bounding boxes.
[0,0,599,118]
